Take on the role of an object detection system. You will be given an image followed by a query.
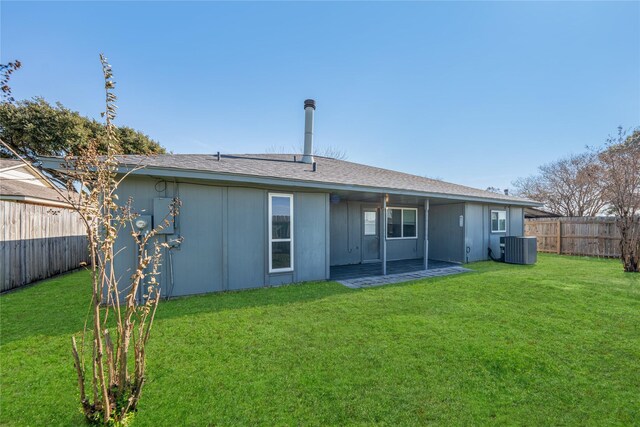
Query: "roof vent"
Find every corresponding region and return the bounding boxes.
[301,99,315,164]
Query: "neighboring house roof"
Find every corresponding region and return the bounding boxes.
[0,159,71,207]
[0,179,70,206]
[524,207,562,218]
[0,159,23,169]
[100,153,540,206]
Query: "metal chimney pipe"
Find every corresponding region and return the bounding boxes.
[301,99,315,164]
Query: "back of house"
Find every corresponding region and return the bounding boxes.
[42,100,540,297]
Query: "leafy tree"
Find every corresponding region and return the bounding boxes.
[513,152,605,217]
[0,97,165,160]
[1,60,22,103]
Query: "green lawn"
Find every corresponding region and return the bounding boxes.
[1,254,639,426]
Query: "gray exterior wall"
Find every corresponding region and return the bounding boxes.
[112,175,528,296]
[113,176,329,297]
[328,200,525,266]
[463,203,525,262]
[295,193,331,281]
[329,200,424,266]
[509,206,524,236]
[228,187,265,290]
[172,183,224,295]
[463,203,485,263]
[329,201,362,266]
[428,203,465,263]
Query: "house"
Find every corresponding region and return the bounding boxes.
[41,100,541,297]
[0,159,70,207]
[0,159,88,291]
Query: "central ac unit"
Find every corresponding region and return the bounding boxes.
[503,236,537,265]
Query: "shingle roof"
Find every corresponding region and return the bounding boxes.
[0,159,74,205]
[0,159,24,170]
[0,178,69,205]
[112,153,538,205]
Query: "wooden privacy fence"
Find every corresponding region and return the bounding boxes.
[525,217,620,258]
[0,200,89,292]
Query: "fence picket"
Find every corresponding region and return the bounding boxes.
[525,217,621,258]
[0,201,88,292]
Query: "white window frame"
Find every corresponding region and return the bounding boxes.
[268,193,294,273]
[491,209,507,233]
[385,207,418,240]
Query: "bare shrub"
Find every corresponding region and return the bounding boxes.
[597,127,640,272]
[266,144,348,160]
[1,54,180,424]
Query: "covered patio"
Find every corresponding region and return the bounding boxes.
[330,258,459,281]
[327,189,470,287]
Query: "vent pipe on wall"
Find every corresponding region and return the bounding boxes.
[301,99,315,164]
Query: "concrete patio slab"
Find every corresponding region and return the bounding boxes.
[337,266,472,289]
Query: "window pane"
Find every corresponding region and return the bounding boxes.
[386,209,402,238]
[364,211,377,236]
[492,211,506,232]
[499,211,506,231]
[402,209,417,237]
[271,241,291,269]
[271,196,291,239]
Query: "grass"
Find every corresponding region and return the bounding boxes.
[1,254,639,426]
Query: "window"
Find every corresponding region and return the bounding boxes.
[364,211,377,236]
[386,207,418,239]
[491,210,507,233]
[403,209,416,237]
[269,194,293,272]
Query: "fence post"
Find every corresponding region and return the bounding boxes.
[556,220,562,255]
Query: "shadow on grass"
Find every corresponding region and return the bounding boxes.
[1,258,569,345]
[0,270,359,344]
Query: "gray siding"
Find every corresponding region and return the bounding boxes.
[112,174,528,295]
[228,187,265,290]
[294,193,329,281]
[428,203,465,263]
[112,177,158,298]
[464,203,485,262]
[330,200,424,266]
[462,203,525,262]
[509,207,524,236]
[330,201,362,266]
[171,183,224,296]
[114,177,328,296]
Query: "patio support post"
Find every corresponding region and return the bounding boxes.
[382,194,387,275]
[424,198,429,270]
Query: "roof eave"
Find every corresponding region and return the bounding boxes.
[126,164,543,207]
[38,157,542,207]
[0,195,73,208]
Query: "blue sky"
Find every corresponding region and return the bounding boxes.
[2,1,639,190]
